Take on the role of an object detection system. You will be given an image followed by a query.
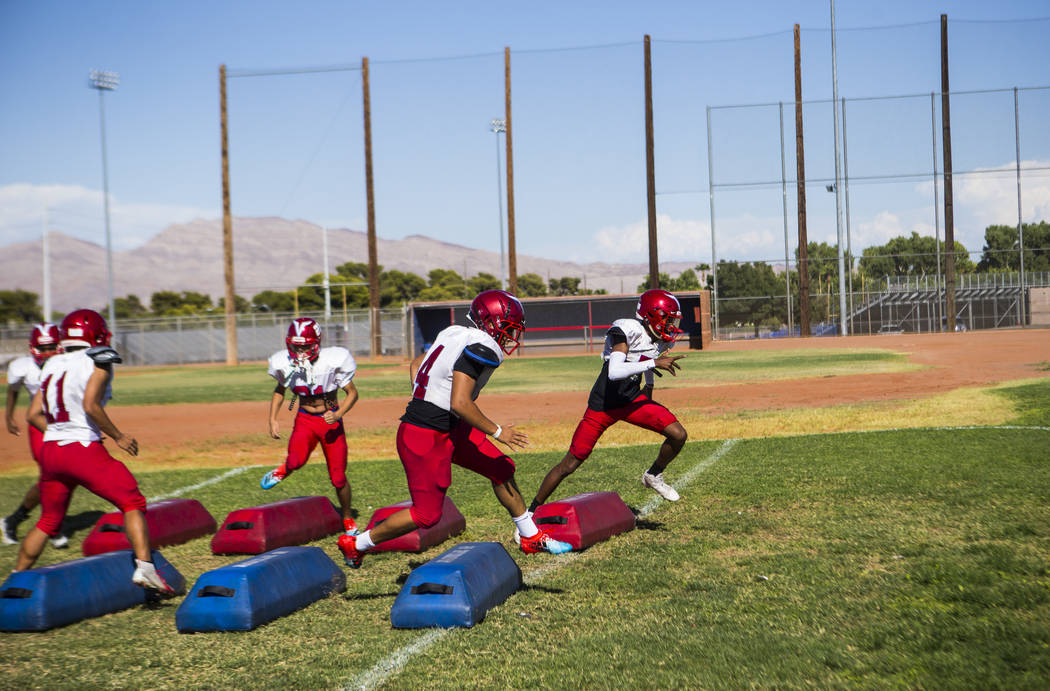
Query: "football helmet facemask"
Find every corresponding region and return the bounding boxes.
[286,317,322,363]
[468,289,526,355]
[637,289,683,343]
[29,322,60,365]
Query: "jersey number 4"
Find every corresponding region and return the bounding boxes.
[412,345,445,399]
[40,373,71,423]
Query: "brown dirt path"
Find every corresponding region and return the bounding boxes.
[2,328,1046,474]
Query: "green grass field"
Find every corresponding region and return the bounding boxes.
[2,348,915,407]
[0,357,1047,688]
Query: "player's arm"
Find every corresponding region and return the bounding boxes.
[5,385,20,435]
[449,370,528,451]
[409,351,426,385]
[268,383,286,439]
[26,390,47,434]
[84,364,137,457]
[323,381,359,424]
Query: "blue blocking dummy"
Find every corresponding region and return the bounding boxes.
[390,542,522,629]
[175,546,345,632]
[0,550,185,632]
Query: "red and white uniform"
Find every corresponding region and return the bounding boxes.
[7,355,46,462]
[570,318,678,461]
[398,325,515,528]
[35,349,145,537]
[268,346,357,488]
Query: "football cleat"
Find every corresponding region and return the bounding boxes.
[343,517,360,537]
[337,533,364,569]
[132,559,176,597]
[49,534,69,549]
[260,466,287,490]
[519,529,572,555]
[642,471,680,501]
[0,518,17,545]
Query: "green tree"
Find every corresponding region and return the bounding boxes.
[977,222,1050,272]
[707,261,785,327]
[251,290,296,312]
[217,295,251,312]
[418,269,468,302]
[859,232,974,278]
[549,276,582,296]
[114,294,148,319]
[466,272,501,295]
[150,290,214,316]
[381,270,427,306]
[516,273,547,297]
[0,289,43,323]
[637,266,704,293]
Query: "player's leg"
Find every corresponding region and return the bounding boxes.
[319,420,356,535]
[623,397,686,501]
[449,423,571,555]
[2,427,49,545]
[76,443,175,596]
[530,408,617,511]
[339,423,453,568]
[14,475,72,571]
[262,412,318,489]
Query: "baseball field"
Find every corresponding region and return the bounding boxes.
[0,329,1048,688]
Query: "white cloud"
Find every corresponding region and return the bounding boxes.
[0,183,216,250]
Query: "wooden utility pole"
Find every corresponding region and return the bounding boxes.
[794,25,811,336]
[362,57,381,357]
[940,14,956,331]
[503,48,518,295]
[219,64,238,364]
[644,35,659,290]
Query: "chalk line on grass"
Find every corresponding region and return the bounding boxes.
[341,438,738,691]
[147,465,263,502]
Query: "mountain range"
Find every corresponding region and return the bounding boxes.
[0,217,700,313]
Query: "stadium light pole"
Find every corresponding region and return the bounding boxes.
[90,69,119,332]
[490,118,507,289]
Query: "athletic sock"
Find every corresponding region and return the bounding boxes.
[646,463,665,477]
[513,512,539,539]
[528,500,542,514]
[6,506,29,525]
[355,530,375,552]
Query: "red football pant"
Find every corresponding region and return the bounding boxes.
[396,420,516,528]
[36,440,147,536]
[285,410,348,489]
[28,425,44,465]
[569,394,679,461]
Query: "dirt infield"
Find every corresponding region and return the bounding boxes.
[1,329,1046,474]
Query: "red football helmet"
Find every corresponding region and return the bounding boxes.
[468,289,525,355]
[29,322,60,365]
[59,309,111,349]
[637,289,683,343]
[286,317,322,362]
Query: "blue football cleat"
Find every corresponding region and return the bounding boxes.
[260,467,286,490]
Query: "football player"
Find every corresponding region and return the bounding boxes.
[16,309,176,595]
[1,323,68,549]
[527,289,688,516]
[261,317,361,539]
[338,289,572,568]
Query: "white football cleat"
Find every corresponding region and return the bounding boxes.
[49,534,69,549]
[0,517,17,545]
[642,471,680,501]
[132,559,176,597]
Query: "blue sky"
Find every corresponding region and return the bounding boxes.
[2,0,1049,272]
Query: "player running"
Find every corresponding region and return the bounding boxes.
[527,289,688,515]
[15,309,176,596]
[261,317,361,539]
[1,323,68,548]
[338,289,571,568]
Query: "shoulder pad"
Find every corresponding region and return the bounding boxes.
[86,346,122,365]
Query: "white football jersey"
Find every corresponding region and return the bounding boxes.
[40,350,113,443]
[412,325,503,411]
[268,346,357,396]
[6,356,44,396]
[601,318,673,365]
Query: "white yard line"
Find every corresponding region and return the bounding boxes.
[147,465,264,503]
[341,438,738,691]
